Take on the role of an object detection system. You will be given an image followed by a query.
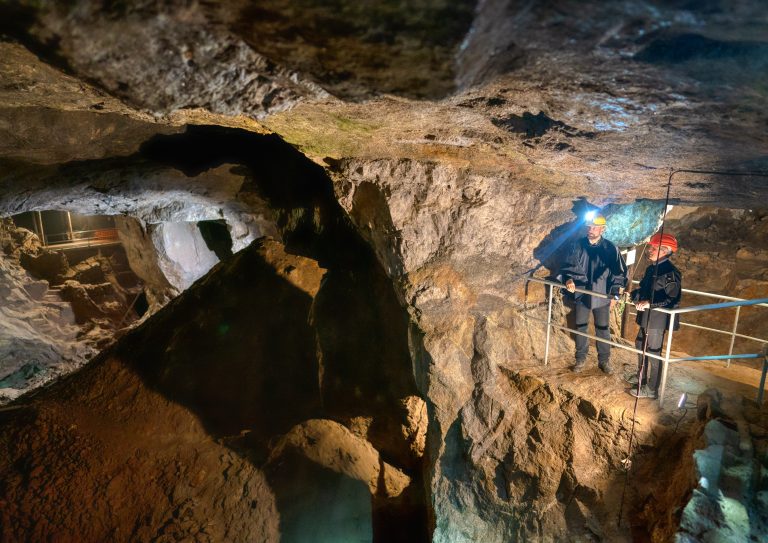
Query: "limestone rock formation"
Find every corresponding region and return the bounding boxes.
[0,219,141,402]
[1,1,768,541]
[675,391,768,542]
[269,418,411,497]
[0,352,281,543]
[0,235,430,542]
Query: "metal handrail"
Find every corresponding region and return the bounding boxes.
[45,228,119,241]
[665,298,768,315]
[668,353,762,362]
[42,228,119,248]
[631,279,768,308]
[525,276,768,406]
[524,313,668,362]
[627,311,768,346]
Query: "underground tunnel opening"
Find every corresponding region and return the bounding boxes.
[0,125,433,542]
[9,210,147,320]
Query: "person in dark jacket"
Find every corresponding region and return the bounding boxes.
[559,213,628,374]
[628,233,682,399]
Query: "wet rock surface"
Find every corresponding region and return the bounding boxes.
[1,1,768,541]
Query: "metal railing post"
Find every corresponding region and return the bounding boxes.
[36,211,46,246]
[524,277,768,407]
[544,284,554,366]
[727,306,741,368]
[66,211,74,241]
[658,314,676,407]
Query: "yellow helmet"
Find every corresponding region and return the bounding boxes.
[585,211,606,226]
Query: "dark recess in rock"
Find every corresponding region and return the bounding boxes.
[133,289,149,318]
[636,33,768,64]
[197,219,233,261]
[492,112,596,140]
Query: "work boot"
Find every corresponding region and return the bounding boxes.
[598,360,614,375]
[624,372,639,385]
[572,359,586,373]
[629,385,658,399]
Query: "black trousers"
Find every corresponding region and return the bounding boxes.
[635,327,666,392]
[574,302,611,363]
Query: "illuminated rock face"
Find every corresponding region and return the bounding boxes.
[2,1,768,542]
[150,221,220,291]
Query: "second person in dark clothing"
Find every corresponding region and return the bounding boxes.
[628,233,682,399]
[559,213,628,374]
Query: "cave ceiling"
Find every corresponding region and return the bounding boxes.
[0,0,767,208]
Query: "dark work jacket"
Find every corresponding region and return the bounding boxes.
[631,258,682,330]
[559,237,627,309]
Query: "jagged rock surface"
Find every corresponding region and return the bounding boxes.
[0,352,281,543]
[0,247,88,403]
[0,219,140,403]
[674,390,768,542]
[1,1,768,542]
[0,231,429,541]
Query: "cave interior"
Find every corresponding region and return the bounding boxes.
[1,1,768,542]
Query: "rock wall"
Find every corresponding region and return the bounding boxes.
[149,221,220,292]
[114,216,179,310]
[329,156,671,539]
[663,207,768,357]
[0,236,431,542]
[0,352,281,542]
[2,2,768,540]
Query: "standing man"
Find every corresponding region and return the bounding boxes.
[628,233,682,399]
[559,212,627,374]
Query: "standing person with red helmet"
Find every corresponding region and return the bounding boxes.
[627,233,682,399]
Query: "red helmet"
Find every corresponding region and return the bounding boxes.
[648,233,678,252]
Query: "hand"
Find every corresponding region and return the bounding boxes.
[636,300,650,311]
[565,279,576,293]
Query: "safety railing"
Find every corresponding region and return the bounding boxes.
[525,276,768,407]
[629,280,768,367]
[42,228,120,248]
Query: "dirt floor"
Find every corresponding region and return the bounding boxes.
[519,338,767,422]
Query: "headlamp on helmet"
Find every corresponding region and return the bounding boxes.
[585,210,606,227]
